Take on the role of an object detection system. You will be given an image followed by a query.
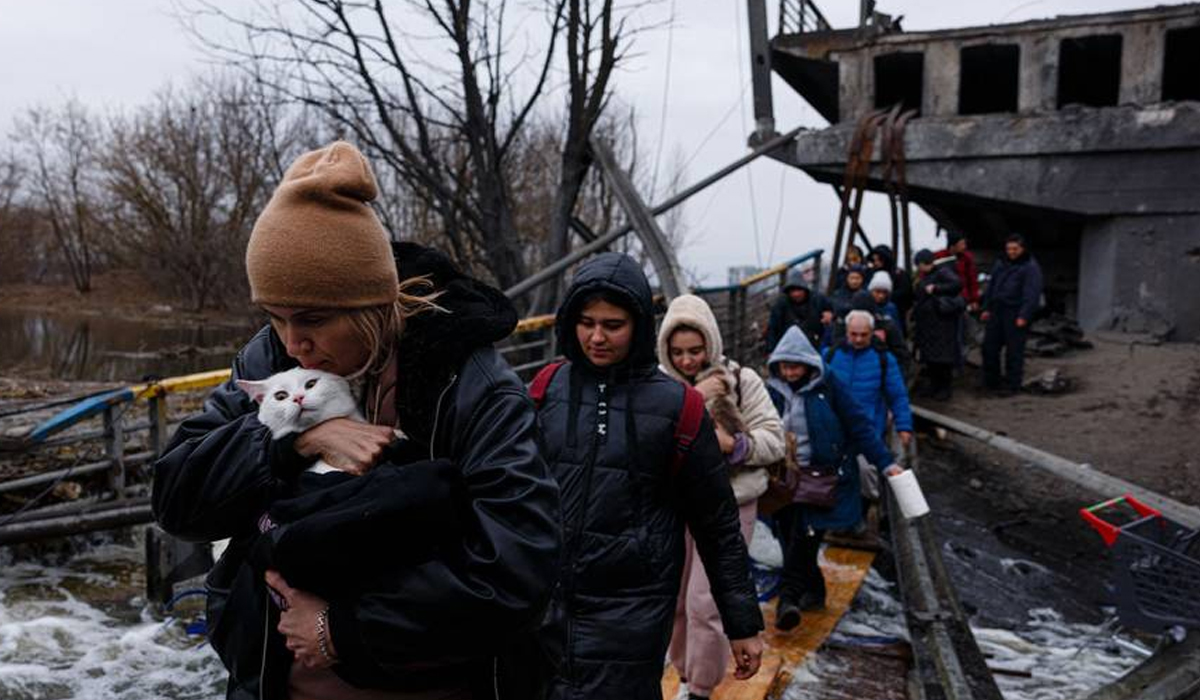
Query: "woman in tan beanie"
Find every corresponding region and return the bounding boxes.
[152,142,561,700]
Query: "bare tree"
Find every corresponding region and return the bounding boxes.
[15,102,104,293]
[186,0,642,307]
[0,154,36,285]
[102,77,308,310]
[531,0,628,311]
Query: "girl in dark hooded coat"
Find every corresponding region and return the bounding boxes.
[531,253,764,700]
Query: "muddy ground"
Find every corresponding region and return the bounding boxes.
[936,334,1200,506]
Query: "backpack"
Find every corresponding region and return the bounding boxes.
[528,361,706,476]
[824,344,889,394]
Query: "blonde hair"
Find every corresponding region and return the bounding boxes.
[346,275,445,380]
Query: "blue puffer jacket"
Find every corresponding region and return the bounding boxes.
[765,328,894,532]
[824,343,913,438]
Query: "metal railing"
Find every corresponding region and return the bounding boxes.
[692,249,823,367]
[0,250,821,543]
[0,325,565,544]
[778,0,833,35]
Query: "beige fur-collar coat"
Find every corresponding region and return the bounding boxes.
[657,295,787,504]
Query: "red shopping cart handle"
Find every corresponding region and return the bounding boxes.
[1079,494,1163,548]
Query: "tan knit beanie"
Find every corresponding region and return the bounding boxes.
[246,141,399,308]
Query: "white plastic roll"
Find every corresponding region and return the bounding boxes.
[887,469,930,519]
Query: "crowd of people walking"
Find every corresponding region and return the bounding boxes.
[151,141,1043,700]
[797,232,1044,401]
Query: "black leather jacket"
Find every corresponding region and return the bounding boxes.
[151,243,561,700]
[534,253,763,700]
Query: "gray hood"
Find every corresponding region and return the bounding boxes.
[781,267,810,294]
[766,325,824,393]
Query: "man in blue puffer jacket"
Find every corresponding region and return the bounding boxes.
[824,310,913,446]
[764,327,904,631]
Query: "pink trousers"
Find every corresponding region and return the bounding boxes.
[668,500,758,697]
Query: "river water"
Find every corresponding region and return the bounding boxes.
[0,539,225,699]
[0,310,252,383]
[0,524,1150,700]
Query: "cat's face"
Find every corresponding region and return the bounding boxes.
[237,368,358,438]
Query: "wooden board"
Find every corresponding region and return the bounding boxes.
[661,546,876,700]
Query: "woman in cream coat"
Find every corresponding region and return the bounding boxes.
[657,294,786,700]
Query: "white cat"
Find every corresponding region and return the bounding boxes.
[237,367,363,475]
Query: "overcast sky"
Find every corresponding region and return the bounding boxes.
[0,0,1189,287]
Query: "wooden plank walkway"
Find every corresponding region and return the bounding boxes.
[661,546,876,700]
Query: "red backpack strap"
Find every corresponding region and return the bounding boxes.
[671,385,707,476]
[528,361,566,409]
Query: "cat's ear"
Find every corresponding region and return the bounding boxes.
[236,379,268,404]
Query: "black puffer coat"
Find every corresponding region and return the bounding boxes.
[766,269,833,351]
[534,253,763,700]
[913,257,965,365]
[151,242,561,700]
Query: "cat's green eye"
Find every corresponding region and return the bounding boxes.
[305,379,318,389]
[274,391,288,401]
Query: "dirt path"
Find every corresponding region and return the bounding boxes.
[923,334,1200,507]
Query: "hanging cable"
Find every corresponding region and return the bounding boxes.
[767,167,787,263]
[734,0,763,267]
[648,0,678,200]
[680,79,751,175]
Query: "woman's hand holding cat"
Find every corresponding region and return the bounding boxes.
[266,570,337,669]
[295,418,394,476]
[695,375,726,401]
[714,425,736,454]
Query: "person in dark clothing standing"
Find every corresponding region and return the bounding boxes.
[913,249,965,401]
[936,231,981,310]
[830,265,867,319]
[833,244,865,291]
[152,142,561,700]
[981,234,1044,395]
[936,231,981,369]
[531,253,764,700]
[766,268,834,351]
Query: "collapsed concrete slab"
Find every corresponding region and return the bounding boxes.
[753,1,1200,338]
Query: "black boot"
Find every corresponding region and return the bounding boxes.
[797,578,827,611]
[775,598,801,631]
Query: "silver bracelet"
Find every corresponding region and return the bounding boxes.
[316,606,337,662]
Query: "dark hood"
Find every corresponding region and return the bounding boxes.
[782,267,811,295]
[392,241,517,363]
[850,289,876,312]
[391,241,517,442]
[555,252,657,374]
[871,245,895,271]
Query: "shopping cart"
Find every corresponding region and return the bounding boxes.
[1081,495,1200,632]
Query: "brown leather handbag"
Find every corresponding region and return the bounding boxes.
[757,433,796,517]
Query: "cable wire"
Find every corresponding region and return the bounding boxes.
[767,166,787,263]
[648,0,678,200]
[734,0,763,267]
